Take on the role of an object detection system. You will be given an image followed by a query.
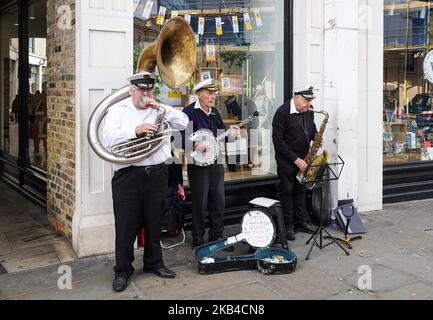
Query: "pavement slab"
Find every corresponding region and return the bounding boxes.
[2,180,433,300]
[377,281,433,300]
[340,264,417,293]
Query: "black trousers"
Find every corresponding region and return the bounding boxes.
[111,165,168,276]
[277,161,309,228]
[187,164,225,241]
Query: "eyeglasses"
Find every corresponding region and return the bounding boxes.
[133,83,155,92]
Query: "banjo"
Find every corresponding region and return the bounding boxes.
[188,111,260,166]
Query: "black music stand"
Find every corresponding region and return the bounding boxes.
[299,156,349,260]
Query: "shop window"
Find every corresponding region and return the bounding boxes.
[0,3,19,160]
[133,0,285,183]
[384,0,433,164]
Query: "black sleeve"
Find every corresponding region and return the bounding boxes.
[272,109,298,163]
[214,109,231,143]
[168,161,183,186]
[311,111,318,141]
[180,108,192,150]
[215,109,226,130]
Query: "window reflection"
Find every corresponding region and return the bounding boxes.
[133,0,284,182]
[28,0,47,170]
[0,4,19,160]
[384,0,433,163]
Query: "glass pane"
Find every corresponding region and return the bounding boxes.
[384,0,433,164]
[0,3,19,161]
[134,0,284,182]
[28,0,47,170]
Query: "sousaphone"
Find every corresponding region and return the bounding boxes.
[87,17,196,164]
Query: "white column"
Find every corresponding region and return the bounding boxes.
[73,0,133,257]
[357,0,384,212]
[295,0,383,211]
[324,0,360,206]
[293,0,325,109]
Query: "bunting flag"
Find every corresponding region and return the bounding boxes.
[156,6,167,25]
[171,11,178,19]
[216,17,223,36]
[142,0,153,19]
[198,17,205,35]
[184,14,191,24]
[244,12,253,31]
[133,0,140,13]
[232,16,239,33]
[254,9,263,27]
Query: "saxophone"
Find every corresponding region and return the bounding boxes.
[296,108,330,184]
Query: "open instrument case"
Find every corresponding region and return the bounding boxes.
[193,208,297,275]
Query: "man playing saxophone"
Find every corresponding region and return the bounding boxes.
[102,71,189,292]
[272,85,320,241]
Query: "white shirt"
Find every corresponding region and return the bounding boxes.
[102,97,189,172]
[194,99,212,115]
[290,98,300,114]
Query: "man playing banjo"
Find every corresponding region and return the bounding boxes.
[182,78,241,249]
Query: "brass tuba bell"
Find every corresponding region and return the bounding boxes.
[87,17,196,164]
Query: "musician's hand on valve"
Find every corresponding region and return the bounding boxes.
[194,141,210,152]
[135,123,158,136]
[294,158,308,172]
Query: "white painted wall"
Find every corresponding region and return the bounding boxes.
[294,0,383,212]
[73,0,133,257]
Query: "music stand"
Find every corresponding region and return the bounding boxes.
[299,156,350,260]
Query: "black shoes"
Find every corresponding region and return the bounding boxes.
[112,273,132,292]
[286,227,296,241]
[143,266,176,279]
[295,222,317,234]
[113,266,176,292]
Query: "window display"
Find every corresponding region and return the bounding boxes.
[133,0,285,182]
[384,0,433,164]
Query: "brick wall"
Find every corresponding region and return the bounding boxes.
[46,0,75,238]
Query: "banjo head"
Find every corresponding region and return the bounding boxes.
[188,130,220,166]
[241,209,276,248]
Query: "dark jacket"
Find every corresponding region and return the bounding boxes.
[182,102,226,135]
[272,100,318,164]
[181,102,227,149]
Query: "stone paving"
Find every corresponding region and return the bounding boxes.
[1,182,433,300]
[0,182,76,274]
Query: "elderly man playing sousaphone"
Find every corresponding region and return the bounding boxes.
[102,71,188,292]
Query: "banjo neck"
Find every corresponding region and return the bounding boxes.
[215,111,260,142]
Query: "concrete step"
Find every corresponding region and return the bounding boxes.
[383,187,433,204]
[383,180,433,196]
